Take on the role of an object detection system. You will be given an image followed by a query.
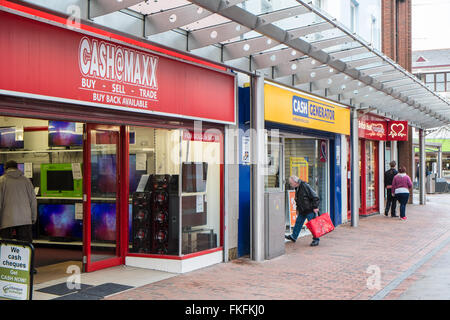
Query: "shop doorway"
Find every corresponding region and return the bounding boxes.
[83,124,124,273]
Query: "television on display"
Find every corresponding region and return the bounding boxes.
[181,162,208,193]
[38,204,82,240]
[0,163,24,176]
[40,163,83,197]
[91,202,117,242]
[0,127,24,149]
[48,121,83,147]
[91,154,146,196]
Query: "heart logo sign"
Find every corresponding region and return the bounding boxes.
[388,121,408,141]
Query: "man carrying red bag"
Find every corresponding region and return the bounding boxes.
[285,176,321,247]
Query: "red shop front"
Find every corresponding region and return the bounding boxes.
[0,2,235,273]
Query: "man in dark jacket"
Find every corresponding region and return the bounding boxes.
[285,176,320,246]
[384,161,398,217]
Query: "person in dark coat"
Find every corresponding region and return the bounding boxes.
[384,161,398,217]
[285,176,320,246]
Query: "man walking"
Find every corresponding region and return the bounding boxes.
[384,161,398,217]
[285,176,320,246]
[0,160,37,244]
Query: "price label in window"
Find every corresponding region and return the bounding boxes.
[71,163,82,180]
[196,195,204,213]
[24,163,33,179]
[136,153,147,171]
[75,203,83,220]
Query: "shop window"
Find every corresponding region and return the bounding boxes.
[265,136,282,190]
[284,138,329,215]
[436,73,445,92]
[365,141,376,208]
[129,127,180,255]
[180,129,222,255]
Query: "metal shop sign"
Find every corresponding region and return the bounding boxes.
[0,10,235,124]
[264,82,350,135]
[0,241,35,300]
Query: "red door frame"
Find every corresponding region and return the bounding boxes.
[359,139,379,216]
[83,124,124,272]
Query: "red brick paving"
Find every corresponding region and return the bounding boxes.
[107,194,450,300]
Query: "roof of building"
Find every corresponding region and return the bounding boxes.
[412,48,450,70]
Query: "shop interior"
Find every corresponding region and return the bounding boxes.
[0,115,221,283]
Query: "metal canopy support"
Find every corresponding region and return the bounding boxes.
[89,0,142,18]
[144,4,213,36]
[419,129,426,205]
[250,73,265,262]
[350,108,359,227]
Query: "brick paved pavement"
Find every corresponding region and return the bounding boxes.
[107,193,450,300]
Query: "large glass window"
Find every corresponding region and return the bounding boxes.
[365,140,377,208]
[180,129,222,255]
[265,136,282,190]
[284,138,329,214]
[129,127,180,255]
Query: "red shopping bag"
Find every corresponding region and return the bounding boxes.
[305,212,335,238]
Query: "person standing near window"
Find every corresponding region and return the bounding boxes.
[0,160,37,243]
[391,166,413,221]
[384,161,398,217]
[285,176,320,246]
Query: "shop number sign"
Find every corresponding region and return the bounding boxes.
[0,241,34,300]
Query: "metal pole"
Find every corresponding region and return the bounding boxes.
[250,73,265,261]
[419,129,426,205]
[437,146,442,178]
[350,108,360,227]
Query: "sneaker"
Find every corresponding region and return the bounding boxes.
[401,217,407,220]
[391,215,398,218]
[310,239,320,247]
[285,235,296,243]
[384,212,388,217]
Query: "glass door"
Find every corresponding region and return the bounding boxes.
[83,124,123,272]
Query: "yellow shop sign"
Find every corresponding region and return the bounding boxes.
[264,82,350,135]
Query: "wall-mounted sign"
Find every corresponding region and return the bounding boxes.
[387,121,408,141]
[264,82,350,135]
[0,11,235,124]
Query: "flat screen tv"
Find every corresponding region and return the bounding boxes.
[48,121,83,147]
[0,127,24,149]
[182,162,208,193]
[38,204,82,240]
[40,163,83,197]
[91,154,146,196]
[91,203,133,242]
[0,163,25,176]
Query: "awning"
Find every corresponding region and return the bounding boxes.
[20,0,450,129]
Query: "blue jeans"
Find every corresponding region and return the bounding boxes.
[395,193,409,218]
[291,212,319,241]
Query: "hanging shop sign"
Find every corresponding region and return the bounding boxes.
[358,119,387,141]
[0,241,35,300]
[264,82,350,135]
[182,130,222,143]
[358,114,408,141]
[387,121,408,141]
[0,10,235,124]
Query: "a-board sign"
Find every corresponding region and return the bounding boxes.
[0,240,35,300]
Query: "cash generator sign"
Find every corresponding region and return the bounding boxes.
[264,83,350,135]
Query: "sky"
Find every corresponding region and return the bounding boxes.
[412,0,450,51]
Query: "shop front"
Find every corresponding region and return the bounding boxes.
[263,81,350,247]
[356,114,409,216]
[0,4,235,274]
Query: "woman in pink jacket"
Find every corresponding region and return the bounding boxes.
[391,166,413,220]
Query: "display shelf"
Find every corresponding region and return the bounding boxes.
[0,149,82,154]
[37,197,118,201]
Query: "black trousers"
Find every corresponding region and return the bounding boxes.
[385,190,397,216]
[0,225,33,243]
